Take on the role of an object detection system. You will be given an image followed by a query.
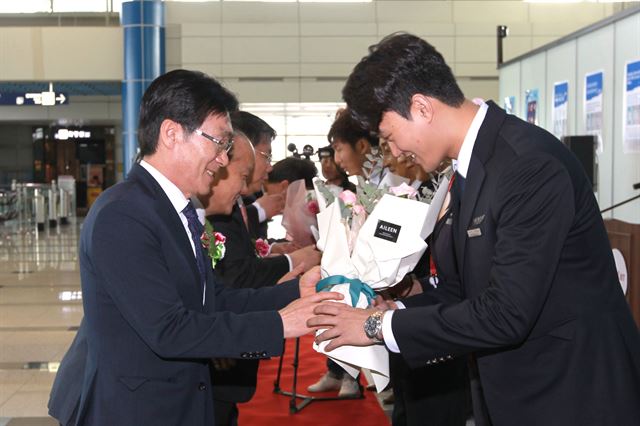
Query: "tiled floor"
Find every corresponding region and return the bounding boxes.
[0,220,80,425]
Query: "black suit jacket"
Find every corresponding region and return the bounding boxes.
[242,194,268,240]
[392,102,640,425]
[68,164,298,426]
[245,203,269,240]
[210,205,289,289]
[208,205,291,404]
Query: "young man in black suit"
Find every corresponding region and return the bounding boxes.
[309,33,640,426]
[58,69,340,426]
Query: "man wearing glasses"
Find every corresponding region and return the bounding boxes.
[58,69,339,426]
[230,111,285,241]
[195,128,235,154]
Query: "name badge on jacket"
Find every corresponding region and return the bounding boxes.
[467,228,482,238]
[467,214,485,238]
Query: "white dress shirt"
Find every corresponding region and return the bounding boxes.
[140,160,206,304]
[253,200,267,223]
[382,101,489,353]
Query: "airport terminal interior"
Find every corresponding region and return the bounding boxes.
[0,1,639,425]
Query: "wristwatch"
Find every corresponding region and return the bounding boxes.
[363,310,385,343]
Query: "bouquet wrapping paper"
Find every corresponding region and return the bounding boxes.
[313,177,450,391]
[281,179,318,247]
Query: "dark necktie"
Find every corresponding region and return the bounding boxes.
[450,172,464,213]
[182,201,207,294]
[455,171,466,196]
[451,172,464,256]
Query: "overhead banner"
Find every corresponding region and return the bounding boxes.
[623,59,640,153]
[525,89,539,125]
[552,81,569,139]
[584,70,604,154]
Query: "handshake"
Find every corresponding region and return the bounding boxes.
[277,266,404,349]
[277,266,342,339]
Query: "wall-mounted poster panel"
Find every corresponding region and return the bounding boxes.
[584,70,604,154]
[623,59,640,153]
[552,81,569,139]
[525,89,539,125]
[504,96,515,114]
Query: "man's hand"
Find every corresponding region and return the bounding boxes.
[308,303,380,351]
[256,192,285,219]
[279,292,343,339]
[298,265,321,298]
[270,241,301,255]
[377,275,422,300]
[289,245,321,272]
[371,295,398,311]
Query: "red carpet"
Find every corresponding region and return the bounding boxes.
[239,335,391,425]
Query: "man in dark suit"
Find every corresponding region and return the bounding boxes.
[59,69,339,426]
[310,34,640,426]
[209,114,321,290]
[231,111,284,241]
[48,319,87,426]
[196,132,314,425]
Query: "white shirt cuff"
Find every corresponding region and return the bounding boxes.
[395,300,406,309]
[284,254,293,272]
[253,201,267,223]
[382,310,401,353]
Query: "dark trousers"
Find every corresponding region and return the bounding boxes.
[390,352,469,426]
[214,399,239,426]
[327,359,345,378]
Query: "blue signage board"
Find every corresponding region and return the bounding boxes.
[627,60,640,92]
[624,59,640,153]
[585,72,603,101]
[552,81,569,139]
[553,82,568,108]
[0,92,68,106]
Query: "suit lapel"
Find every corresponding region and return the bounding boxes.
[456,157,485,279]
[203,249,217,312]
[158,200,203,297]
[128,164,203,298]
[233,204,256,254]
[454,101,507,282]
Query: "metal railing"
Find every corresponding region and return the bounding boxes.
[1,179,76,230]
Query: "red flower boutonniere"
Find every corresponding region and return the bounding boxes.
[201,220,226,268]
[306,199,320,215]
[254,238,271,258]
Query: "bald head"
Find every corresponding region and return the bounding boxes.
[199,132,256,216]
[228,132,255,169]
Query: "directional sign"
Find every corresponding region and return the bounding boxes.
[26,90,68,106]
[0,91,69,106]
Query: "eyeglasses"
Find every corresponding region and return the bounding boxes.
[257,150,273,163]
[195,129,234,153]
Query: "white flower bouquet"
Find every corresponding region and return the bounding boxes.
[312,176,450,391]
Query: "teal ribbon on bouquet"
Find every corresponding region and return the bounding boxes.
[316,275,376,308]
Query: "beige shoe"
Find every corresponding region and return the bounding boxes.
[307,372,342,393]
[338,375,361,398]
